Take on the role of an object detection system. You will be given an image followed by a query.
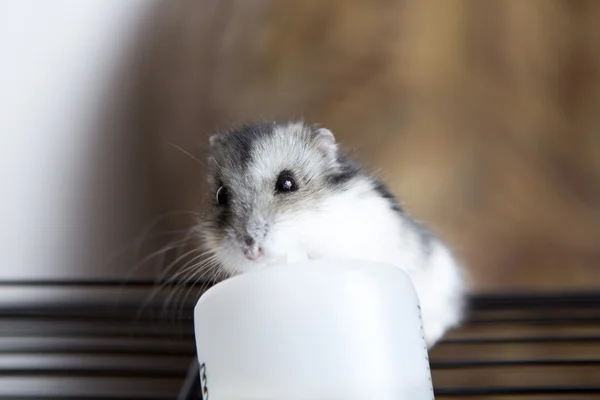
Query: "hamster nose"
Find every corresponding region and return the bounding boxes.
[243,244,263,261]
[242,237,263,261]
[243,236,255,247]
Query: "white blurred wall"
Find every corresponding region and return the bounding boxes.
[0,1,157,280]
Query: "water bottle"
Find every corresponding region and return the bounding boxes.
[194,259,434,400]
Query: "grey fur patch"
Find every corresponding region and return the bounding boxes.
[327,154,362,187]
[213,123,276,171]
[206,123,278,232]
[372,179,403,213]
[370,178,433,257]
[407,217,434,257]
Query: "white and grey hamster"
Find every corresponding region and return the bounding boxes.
[199,121,467,347]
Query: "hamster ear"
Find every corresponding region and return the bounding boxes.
[310,128,337,159]
[207,134,225,171]
[208,133,224,152]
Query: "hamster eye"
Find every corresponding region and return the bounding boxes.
[275,171,298,193]
[215,186,228,206]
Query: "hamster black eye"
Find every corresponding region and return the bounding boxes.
[275,171,298,193]
[215,186,228,206]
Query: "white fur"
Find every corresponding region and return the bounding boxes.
[281,180,465,347]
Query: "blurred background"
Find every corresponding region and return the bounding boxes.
[4,0,598,293]
[2,0,600,398]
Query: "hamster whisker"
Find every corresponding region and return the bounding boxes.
[166,140,207,168]
[133,247,207,325]
[128,231,195,282]
[161,255,221,322]
[173,259,222,322]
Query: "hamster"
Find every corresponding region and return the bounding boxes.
[199,121,467,347]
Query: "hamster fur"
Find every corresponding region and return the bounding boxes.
[199,121,467,347]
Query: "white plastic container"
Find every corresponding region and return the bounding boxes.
[193,259,434,400]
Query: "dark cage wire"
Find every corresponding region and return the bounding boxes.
[1,280,599,400]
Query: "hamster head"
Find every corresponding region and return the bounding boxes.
[200,121,358,275]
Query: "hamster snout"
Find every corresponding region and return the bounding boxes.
[242,236,263,261]
[240,217,269,261]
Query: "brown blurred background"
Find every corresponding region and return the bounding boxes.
[115,0,600,295]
